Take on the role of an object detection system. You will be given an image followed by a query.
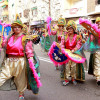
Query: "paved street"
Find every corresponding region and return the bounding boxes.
[0,44,100,100]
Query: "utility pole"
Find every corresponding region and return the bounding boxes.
[49,0,51,16]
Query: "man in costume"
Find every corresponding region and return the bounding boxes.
[0,15,41,100]
[88,17,100,85]
[60,20,85,86]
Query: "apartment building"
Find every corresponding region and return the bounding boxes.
[7,0,100,29]
[61,0,87,29]
[0,0,8,23]
[87,0,100,23]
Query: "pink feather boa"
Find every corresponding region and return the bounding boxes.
[28,59,42,88]
[46,16,52,36]
[61,48,86,63]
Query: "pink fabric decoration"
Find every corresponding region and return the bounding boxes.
[25,41,34,58]
[2,23,11,27]
[46,16,52,36]
[51,30,57,35]
[28,59,42,88]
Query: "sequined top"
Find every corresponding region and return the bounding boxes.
[61,34,82,50]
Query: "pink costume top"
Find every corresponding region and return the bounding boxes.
[61,34,82,51]
[2,34,34,58]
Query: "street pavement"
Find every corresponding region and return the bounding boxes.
[0,44,100,100]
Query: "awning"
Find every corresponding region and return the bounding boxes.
[32,7,37,10]
[88,11,100,16]
[30,20,44,25]
[30,21,41,25]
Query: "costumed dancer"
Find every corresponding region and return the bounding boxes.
[40,17,55,52]
[88,17,100,85]
[51,18,66,70]
[60,20,85,86]
[0,15,42,100]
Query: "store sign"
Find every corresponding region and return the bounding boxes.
[69,8,78,14]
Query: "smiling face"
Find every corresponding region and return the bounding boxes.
[67,26,74,35]
[12,25,22,34]
[58,25,64,31]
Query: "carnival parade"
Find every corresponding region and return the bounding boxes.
[0,0,100,100]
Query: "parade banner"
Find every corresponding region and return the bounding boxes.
[48,42,86,66]
[3,24,11,39]
[48,42,69,65]
[0,21,11,48]
[62,48,86,63]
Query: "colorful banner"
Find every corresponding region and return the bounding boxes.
[0,21,11,47]
[48,42,86,66]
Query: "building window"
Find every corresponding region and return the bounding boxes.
[31,7,37,16]
[12,3,14,7]
[24,9,30,18]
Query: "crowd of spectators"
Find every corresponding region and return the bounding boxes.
[31,27,43,37]
[77,28,89,41]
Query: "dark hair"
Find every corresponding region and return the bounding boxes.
[74,32,77,34]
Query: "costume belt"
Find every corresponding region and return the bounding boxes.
[6,55,24,62]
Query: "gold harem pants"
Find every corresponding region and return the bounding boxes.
[0,57,27,93]
[60,60,76,80]
[94,51,100,81]
[66,60,76,79]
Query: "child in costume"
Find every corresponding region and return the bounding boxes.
[60,20,85,86]
[0,15,41,100]
[51,18,66,70]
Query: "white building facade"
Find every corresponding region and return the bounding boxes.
[8,0,89,29]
